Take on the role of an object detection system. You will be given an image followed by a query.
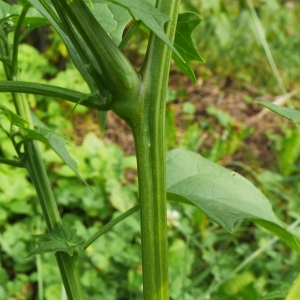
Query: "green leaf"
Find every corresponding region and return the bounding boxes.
[106,0,183,60]
[27,224,84,258]
[0,105,87,185]
[260,282,291,299]
[258,101,300,123]
[173,12,204,84]
[85,0,131,45]
[166,149,300,254]
[0,2,18,21]
[0,2,48,32]
[0,80,108,110]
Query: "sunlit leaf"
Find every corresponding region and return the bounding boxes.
[173,12,204,84]
[166,149,300,254]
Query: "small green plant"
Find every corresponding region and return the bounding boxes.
[0,0,299,299]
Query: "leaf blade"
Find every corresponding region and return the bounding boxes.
[166,149,300,254]
[258,101,300,123]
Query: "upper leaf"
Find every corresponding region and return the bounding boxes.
[0,1,18,21]
[85,0,131,45]
[258,101,300,123]
[173,12,204,84]
[105,0,183,60]
[0,105,87,185]
[166,149,300,254]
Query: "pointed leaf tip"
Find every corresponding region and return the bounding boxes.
[173,12,204,83]
[258,101,300,123]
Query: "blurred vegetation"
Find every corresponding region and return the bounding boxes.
[181,0,300,93]
[1,0,300,299]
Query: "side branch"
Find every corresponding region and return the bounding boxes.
[0,81,109,110]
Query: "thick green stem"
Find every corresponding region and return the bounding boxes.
[132,1,181,299]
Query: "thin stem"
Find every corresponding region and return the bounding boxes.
[35,218,43,300]
[118,21,141,50]
[83,205,140,249]
[11,5,29,76]
[0,157,24,168]
[246,0,287,97]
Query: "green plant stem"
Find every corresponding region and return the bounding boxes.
[118,20,141,50]
[83,205,140,249]
[1,8,85,300]
[131,0,180,299]
[14,82,85,300]
[0,157,24,168]
[35,218,43,300]
[0,81,109,110]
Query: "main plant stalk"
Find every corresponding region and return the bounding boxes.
[134,0,181,299]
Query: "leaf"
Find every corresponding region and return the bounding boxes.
[0,105,87,185]
[0,2,48,32]
[258,101,300,123]
[260,282,291,299]
[166,149,300,254]
[85,0,131,45]
[106,0,183,60]
[173,12,204,84]
[20,6,49,30]
[0,1,18,21]
[27,224,84,258]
